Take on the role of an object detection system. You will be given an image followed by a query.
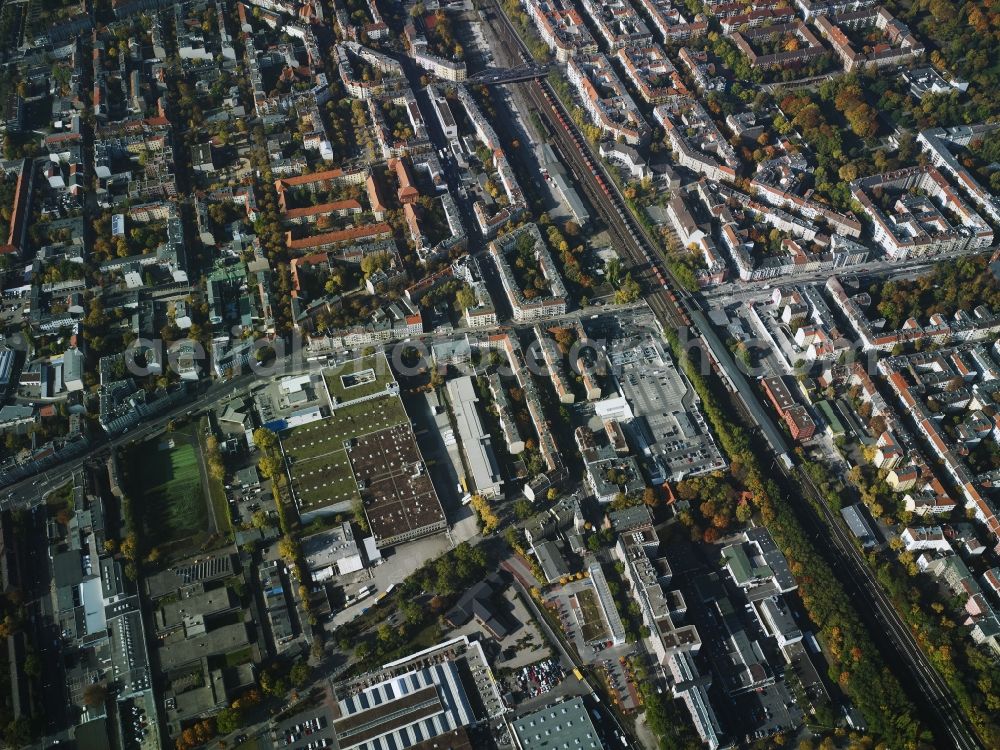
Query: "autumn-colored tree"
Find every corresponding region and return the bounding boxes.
[83,682,107,708]
[120,533,138,561]
[253,427,277,452]
[258,454,283,479]
[277,536,298,565]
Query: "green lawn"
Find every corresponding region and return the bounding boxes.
[130,432,207,547]
[198,418,233,537]
[213,647,253,671]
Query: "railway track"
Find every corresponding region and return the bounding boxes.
[482,0,693,336]
[794,464,984,750]
[483,4,986,749]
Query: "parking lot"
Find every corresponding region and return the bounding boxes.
[324,531,456,631]
[504,657,565,703]
[226,475,272,529]
[272,705,336,750]
[596,656,639,713]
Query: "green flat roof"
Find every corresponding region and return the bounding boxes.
[722,542,772,585]
[815,400,845,436]
[280,396,409,511]
[323,352,397,406]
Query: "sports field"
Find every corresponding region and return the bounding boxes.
[281,396,409,513]
[130,432,208,547]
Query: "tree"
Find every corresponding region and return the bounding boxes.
[277,536,298,565]
[360,252,391,278]
[613,273,641,304]
[469,494,499,534]
[83,683,108,708]
[259,669,285,697]
[434,556,458,593]
[605,257,622,287]
[401,601,423,626]
[376,623,393,646]
[290,660,310,687]
[258,454,283,479]
[311,638,325,662]
[513,499,533,520]
[454,286,476,310]
[216,707,240,735]
[253,427,277,452]
[120,533,138,561]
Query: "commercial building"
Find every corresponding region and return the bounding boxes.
[331,635,504,750]
[667,652,722,749]
[332,661,474,750]
[445,376,503,499]
[260,558,296,649]
[444,576,509,640]
[616,523,701,664]
[588,561,627,646]
[301,522,366,582]
[512,697,602,750]
[722,527,798,593]
[533,540,571,583]
[322,352,400,409]
[607,330,726,483]
[348,420,448,548]
[841,504,878,549]
[64,347,85,392]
